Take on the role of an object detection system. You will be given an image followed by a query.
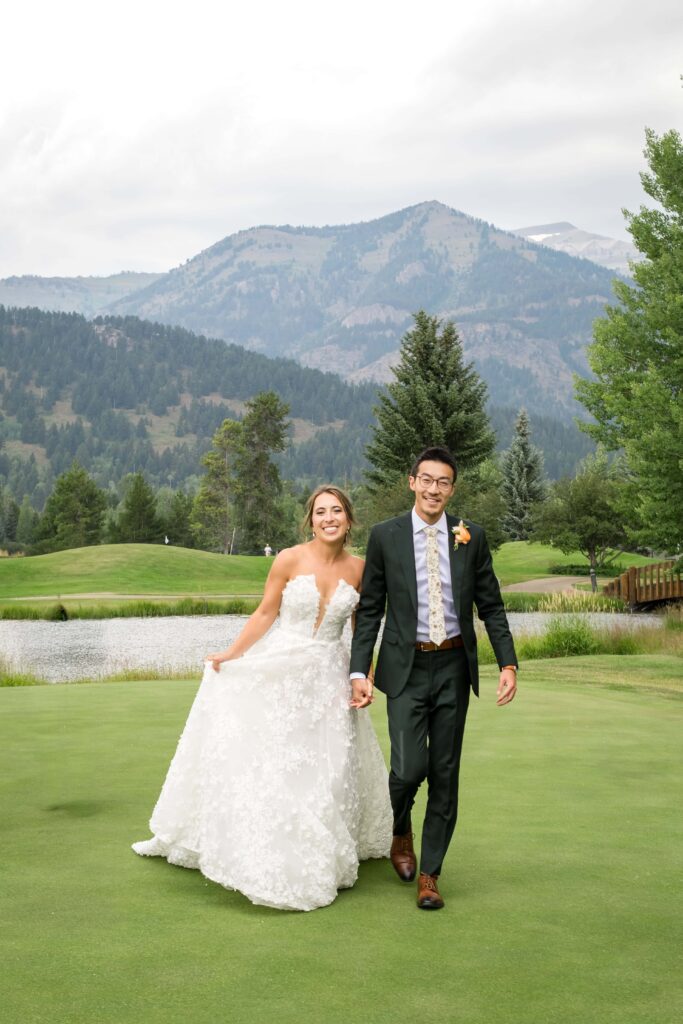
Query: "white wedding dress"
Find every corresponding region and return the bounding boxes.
[132,574,392,911]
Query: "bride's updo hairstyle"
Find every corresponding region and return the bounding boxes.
[303,485,356,545]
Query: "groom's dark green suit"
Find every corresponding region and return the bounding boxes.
[350,511,517,876]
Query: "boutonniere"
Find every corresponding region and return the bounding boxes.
[451,520,471,550]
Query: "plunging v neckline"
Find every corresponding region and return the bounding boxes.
[287,573,356,636]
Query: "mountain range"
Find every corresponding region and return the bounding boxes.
[511,222,637,276]
[1,201,627,419]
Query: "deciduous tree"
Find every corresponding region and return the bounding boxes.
[575,126,683,550]
[531,450,632,591]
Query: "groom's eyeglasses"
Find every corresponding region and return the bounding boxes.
[415,474,454,492]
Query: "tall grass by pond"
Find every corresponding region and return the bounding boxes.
[0,597,260,621]
[1,591,627,620]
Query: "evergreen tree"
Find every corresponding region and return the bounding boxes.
[15,495,38,547]
[500,408,546,540]
[575,126,683,550]
[233,391,290,553]
[191,420,242,552]
[115,473,163,543]
[456,459,508,551]
[365,311,495,489]
[165,490,195,548]
[33,462,106,552]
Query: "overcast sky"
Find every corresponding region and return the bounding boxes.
[1,0,681,277]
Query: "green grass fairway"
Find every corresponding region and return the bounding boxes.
[0,544,271,599]
[2,658,681,1024]
[0,542,657,604]
[490,542,655,586]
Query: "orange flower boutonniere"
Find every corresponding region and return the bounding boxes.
[451,520,471,550]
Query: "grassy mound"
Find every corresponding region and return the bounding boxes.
[490,541,656,587]
[0,541,658,605]
[1,660,681,1023]
[0,544,271,599]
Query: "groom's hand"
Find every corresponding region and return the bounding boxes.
[350,677,374,709]
[496,668,517,706]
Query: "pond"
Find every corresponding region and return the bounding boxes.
[0,611,664,684]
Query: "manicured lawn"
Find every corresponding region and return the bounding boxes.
[490,541,656,586]
[0,544,271,599]
[1,658,681,1024]
[0,542,658,604]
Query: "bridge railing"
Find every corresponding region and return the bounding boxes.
[603,560,682,606]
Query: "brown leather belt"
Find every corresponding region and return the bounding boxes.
[415,636,464,652]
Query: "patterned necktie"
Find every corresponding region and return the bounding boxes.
[425,527,447,646]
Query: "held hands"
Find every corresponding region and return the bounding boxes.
[350,677,374,709]
[496,667,517,706]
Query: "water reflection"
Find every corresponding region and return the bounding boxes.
[0,615,249,683]
[0,611,662,684]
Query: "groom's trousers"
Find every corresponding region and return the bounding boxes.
[387,646,471,877]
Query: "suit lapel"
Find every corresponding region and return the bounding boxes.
[446,513,467,617]
[391,513,418,614]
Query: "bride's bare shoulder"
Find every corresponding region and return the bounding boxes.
[346,553,365,588]
[272,544,309,575]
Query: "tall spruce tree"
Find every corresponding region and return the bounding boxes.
[366,311,495,489]
[575,126,683,549]
[500,408,546,540]
[115,473,163,543]
[233,391,290,553]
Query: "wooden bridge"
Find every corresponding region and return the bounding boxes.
[603,560,682,609]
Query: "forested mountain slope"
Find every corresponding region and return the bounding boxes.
[0,307,593,509]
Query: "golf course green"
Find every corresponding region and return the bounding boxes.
[2,657,680,1024]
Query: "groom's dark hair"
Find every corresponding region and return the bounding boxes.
[410,446,458,481]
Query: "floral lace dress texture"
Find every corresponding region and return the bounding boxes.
[132,574,392,911]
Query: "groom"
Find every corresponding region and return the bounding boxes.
[350,446,517,910]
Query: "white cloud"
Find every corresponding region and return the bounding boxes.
[1,0,681,275]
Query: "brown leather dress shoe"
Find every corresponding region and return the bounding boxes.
[390,832,416,882]
[417,873,444,910]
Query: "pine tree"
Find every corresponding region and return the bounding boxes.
[233,391,290,553]
[116,473,163,543]
[15,495,38,547]
[365,311,495,489]
[165,490,195,548]
[500,409,546,540]
[33,462,106,552]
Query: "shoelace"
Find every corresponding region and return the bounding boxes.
[421,875,438,892]
[397,834,414,854]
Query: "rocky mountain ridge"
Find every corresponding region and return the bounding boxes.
[1,202,627,417]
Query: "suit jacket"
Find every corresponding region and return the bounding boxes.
[350,512,517,698]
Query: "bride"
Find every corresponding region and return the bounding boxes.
[132,485,392,911]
